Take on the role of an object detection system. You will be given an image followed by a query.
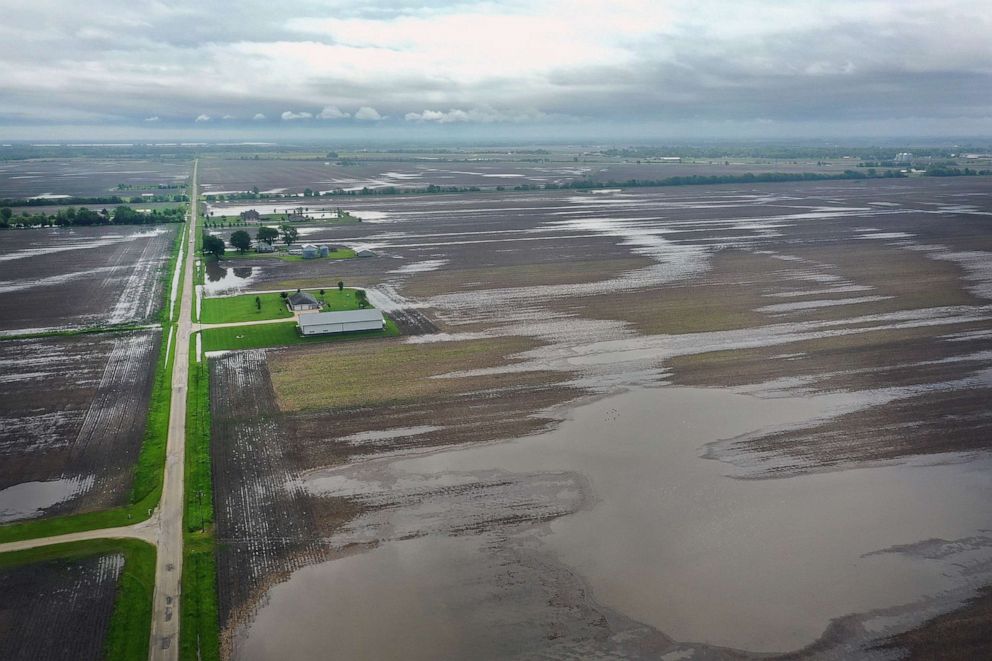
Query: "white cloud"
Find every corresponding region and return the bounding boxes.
[144,116,160,122]
[354,106,383,121]
[317,105,349,120]
[222,114,235,120]
[194,114,211,122]
[404,107,547,124]
[252,113,267,121]
[281,110,313,120]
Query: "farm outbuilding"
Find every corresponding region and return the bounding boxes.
[356,248,376,258]
[298,309,384,336]
[318,244,330,257]
[240,209,261,221]
[301,244,318,259]
[255,242,275,253]
[287,291,321,311]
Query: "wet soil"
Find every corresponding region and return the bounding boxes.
[211,176,992,659]
[0,332,160,520]
[0,225,176,332]
[0,553,122,660]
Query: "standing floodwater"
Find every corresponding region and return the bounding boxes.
[236,386,992,658]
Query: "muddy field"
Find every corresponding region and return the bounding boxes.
[0,158,189,199]
[0,553,122,660]
[0,225,177,333]
[197,157,848,196]
[208,175,992,659]
[0,331,160,522]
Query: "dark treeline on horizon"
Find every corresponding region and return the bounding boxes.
[0,204,185,229]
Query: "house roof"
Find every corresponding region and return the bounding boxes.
[287,291,320,306]
[298,309,383,327]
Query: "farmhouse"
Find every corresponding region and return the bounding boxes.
[240,209,261,221]
[286,290,321,311]
[298,309,384,336]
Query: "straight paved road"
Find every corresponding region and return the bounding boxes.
[148,159,198,660]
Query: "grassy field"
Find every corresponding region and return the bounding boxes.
[200,288,362,324]
[201,292,293,324]
[200,318,399,352]
[222,247,356,262]
[181,342,220,661]
[269,335,538,410]
[0,538,156,661]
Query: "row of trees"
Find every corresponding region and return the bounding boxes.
[0,204,185,228]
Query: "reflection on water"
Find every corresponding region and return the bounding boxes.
[203,262,258,294]
[0,476,95,523]
[239,386,992,658]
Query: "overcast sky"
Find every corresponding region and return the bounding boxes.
[1,0,990,141]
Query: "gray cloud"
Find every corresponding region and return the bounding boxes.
[0,0,989,138]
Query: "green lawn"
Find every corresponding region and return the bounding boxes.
[200,288,362,324]
[222,247,356,262]
[0,538,156,661]
[200,318,399,352]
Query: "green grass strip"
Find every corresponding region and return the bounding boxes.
[200,318,399,352]
[222,247,356,262]
[180,339,219,661]
[0,538,156,661]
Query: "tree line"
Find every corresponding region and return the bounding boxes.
[0,204,185,229]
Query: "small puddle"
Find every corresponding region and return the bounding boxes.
[238,385,992,657]
[0,476,94,523]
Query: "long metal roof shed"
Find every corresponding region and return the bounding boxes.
[297,309,384,335]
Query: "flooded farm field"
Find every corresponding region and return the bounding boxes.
[197,157,846,197]
[0,225,177,332]
[0,158,189,199]
[209,176,992,659]
[0,331,160,521]
[0,552,122,660]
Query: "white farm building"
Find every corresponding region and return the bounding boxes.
[298,309,385,336]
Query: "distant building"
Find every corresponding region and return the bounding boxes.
[240,209,261,221]
[894,153,913,164]
[356,248,376,258]
[298,309,384,336]
[301,244,318,259]
[255,242,275,253]
[287,214,307,222]
[318,244,330,257]
[287,291,321,311]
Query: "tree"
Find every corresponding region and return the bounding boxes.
[280,224,299,246]
[203,234,225,258]
[280,291,288,300]
[319,289,326,298]
[255,296,261,311]
[337,280,344,292]
[0,208,11,222]
[354,289,369,308]
[230,230,252,254]
[256,226,278,245]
